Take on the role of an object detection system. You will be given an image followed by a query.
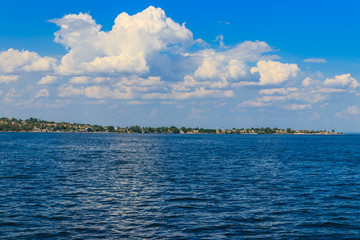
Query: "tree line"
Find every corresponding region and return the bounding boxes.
[0,117,341,134]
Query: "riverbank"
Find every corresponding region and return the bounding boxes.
[0,117,343,135]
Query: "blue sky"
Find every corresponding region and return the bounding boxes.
[0,0,359,131]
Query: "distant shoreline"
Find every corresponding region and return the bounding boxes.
[0,117,344,135]
[0,131,348,135]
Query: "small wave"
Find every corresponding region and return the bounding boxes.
[166,197,208,202]
[299,221,352,228]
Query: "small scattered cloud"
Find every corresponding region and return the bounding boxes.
[143,87,233,100]
[149,108,159,119]
[302,77,312,87]
[218,20,230,25]
[214,35,226,48]
[323,73,359,88]
[37,75,59,85]
[195,38,210,48]
[259,87,298,95]
[58,85,84,97]
[336,105,360,119]
[0,75,19,84]
[188,108,209,120]
[116,76,164,88]
[283,104,311,110]
[85,86,134,100]
[160,101,175,105]
[303,58,327,63]
[343,105,360,115]
[126,101,150,105]
[93,77,110,83]
[69,76,90,84]
[238,100,271,108]
[35,88,50,98]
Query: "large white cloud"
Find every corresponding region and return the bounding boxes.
[249,60,300,85]
[0,49,57,73]
[51,6,193,75]
[193,41,273,87]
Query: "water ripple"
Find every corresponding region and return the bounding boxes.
[0,133,359,239]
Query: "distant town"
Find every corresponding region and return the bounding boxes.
[0,117,343,135]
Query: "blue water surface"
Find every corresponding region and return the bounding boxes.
[0,133,359,239]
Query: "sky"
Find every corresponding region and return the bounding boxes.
[0,0,360,131]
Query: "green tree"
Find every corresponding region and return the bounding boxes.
[180,127,187,133]
[169,126,179,133]
[129,125,142,133]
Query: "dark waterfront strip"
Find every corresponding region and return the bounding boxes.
[0,117,343,134]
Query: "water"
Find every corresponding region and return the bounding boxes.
[0,133,359,239]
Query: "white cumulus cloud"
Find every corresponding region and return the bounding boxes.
[51,6,194,75]
[323,74,359,88]
[193,41,273,87]
[0,49,57,73]
[249,60,300,85]
[302,77,312,87]
[37,75,59,85]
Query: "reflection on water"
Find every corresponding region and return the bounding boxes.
[0,133,359,239]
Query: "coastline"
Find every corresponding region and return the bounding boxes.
[0,117,344,135]
[0,131,345,135]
